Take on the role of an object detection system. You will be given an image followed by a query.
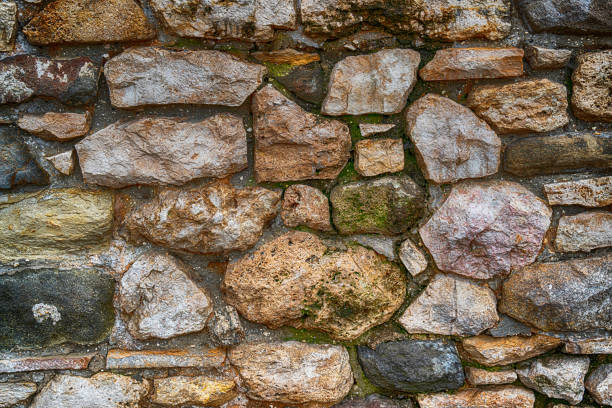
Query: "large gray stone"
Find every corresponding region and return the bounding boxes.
[518,0,612,34]
[585,364,612,406]
[0,382,36,407]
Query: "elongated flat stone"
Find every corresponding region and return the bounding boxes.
[465,367,517,386]
[420,48,524,81]
[555,211,612,252]
[106,348,226,369]
[563,337,612,354]
[152,376,236,407]
[0,2,17,52]
[360,123,396,137]
[544,176,612,207]
[460,335,562,366]
[0,353,95,373]
[518,0,612,34]
[417,386,535,408]
[17,112,91,141]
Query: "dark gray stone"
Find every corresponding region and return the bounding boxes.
[488,315,533,337]
[0,133,48,189]
[357,340,464,393]
[334,394,414,408]
[518,0,612,34]
[276,63,326,105]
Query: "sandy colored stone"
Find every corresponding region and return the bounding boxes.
[359,123,396,137]
[420,48,524,81]
[398,238,427,277]
[544,176,612,207]
[555,211,612,252]
[525,46,572,70]
[152,376,236,407]
[229,342,352,406]
[468,79,569,134]
[417,386,535,408]
[571,50,612,122]
[355,139,404,177]
[17,112,91,141]
[461,335,562,366]
[106,348,225,369]
[253,85,351,182]
[46,150,75,175]
[223,231,406,341]
[420,180,551,280]
[104,47,266,108]
[0,382,36,407]
[405,94,501,184]
[252,49,320,65]
[563,337,612,354]
[23,0,155,45]
[0,2,16,52]
[399,274,498,336]
[124,180,280,254]
[281,184,332,231]
[76,114,247,188]
[322,49,420,116]
[585,364,612,405]
[465,367,517,386]
[0,354,95,373]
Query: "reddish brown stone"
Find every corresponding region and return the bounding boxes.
[420,48,524,81]
[0,353,95,373]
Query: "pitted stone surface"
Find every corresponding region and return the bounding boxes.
[544,176,612,207]
[0,2,17,52]
[555,211,612,252]
[151,376,236,407]
[571,50,612,122]
[281,184,332,232]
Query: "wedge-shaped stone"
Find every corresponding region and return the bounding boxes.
[461,335,562,366]
[0,353,95,373]
[106,348,225,369]
[465,367,517,386]
[360,123,396,137]
[104,47,266,108]
[518,0,612,35]
[420,48,523,81]
[0,3,17,52]
[17,112,91,141]
[555,211,612,252]
[417,386,535,408]
[525,46,572,70]
[0,382,37,407]
[46,150,75,176]
[152,376,236,407]
[399,238,427,277]
[544,176,612,207]
[0,133,48,189]
[355,139,404,177]
[571,50,612,122]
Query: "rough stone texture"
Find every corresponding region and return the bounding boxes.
[359,124,395,137]
[405,94,501,184]
[0,353,95,373]
[0,268,114,348]
[0,133,48,189]
[275,62,327,105]
[23,0,155,45]
[29,373,149,408]
[399,274,498,336]
[281,184,332,232]
[150,0,296,42]
[223,231,406,341]
[398,238,427,277]
[17,112,91,141]
[354,139,404,177]
[0,55,99,105]
[333,394,414,408]
[152,376,236,407]
[585,364,612,406]
[516,355,590,405]
[555,211,612,252]
[322,49,420,116]
[357,340,464,393]
[0,382,37,407]
[330,176,425,235]
[0,2,17,52]
[488,315,532,337]
[104,47,266,108]
[118,251,213,340]
[525,46,572,70]
[518,0,612,34]
[571,50,612,122]
[206,305,245,347]
[252,85,351,182]
[228,342,352,406]
[420,180,552,280]
[349,235,398,261]
[123,180,280,254]
[76,114,247,188]
[465,367,517,386]
[500,254,612,331]
[106,348,225,369]
[46,150,75,175]
[300,0,512,41]
[468,79,569,134]
[504,132,612,176]
[0,188,113,261]
[417,386,535,408]
[253,49,320,66]
[563,337,612,354]
[420,48,524,81]
[544,176,612,207]
[461,335,562,366]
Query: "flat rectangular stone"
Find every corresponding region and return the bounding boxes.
[544,176,612,207]
[555,211,612,252]
[0,353,95,373]
[563,337,612,354]
[106,348,226,369]
[420,48,524,81]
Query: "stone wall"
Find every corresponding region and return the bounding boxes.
[0,0,611,407]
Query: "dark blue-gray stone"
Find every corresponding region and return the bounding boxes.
[0,133,48,189]
[518,0,612,34]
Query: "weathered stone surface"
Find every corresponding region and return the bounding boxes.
[420,180,551,280]
[488,315,532,337]
[23,0,155,45]
[0,382,36,407]
[223,231,406,341]
[516,355,590,405]
[398,238,427,277]
[253,49,320,66]
[0,353,95,373]
[106,348,225,369]
[461,335,562,366]
[124,180,280,254]
[465,367,517,386]
[545,176,612,207]
[0,2,16,52]
[357,340,464,393]
[563,337,612,354]
[420,48,524,81]
[301,0,512,41]
[330,176,425,235]
[150,0,296,42]
[0,188,113,261]
[118,251,213,340]
[360,124,396,137]
[525,46,572,70]
[349,235,399,261]
[417,386,535,408]
[104,47,266,108]
[468,79,569,134]
[399,274,498,336]
[76,114,247,188]
[355,139,404,177]
[253,85,351,182]
[0,134,48,189]
[275,62,326,105]
[0,55,99,105]
[555,211,612,252]
[152,376,236,407]
[17,112,91,141]
[0,268,114,348]
[500,254,612,331]
[571,50,612,122]
[518,0,612,34]
[30,373,149,408]
[46,150,75,175]
[585,364,612,405]
[281,184,332,232]
[405,94,501,184]
[229,342,352,406]
[322,49,420,116]
[504,132,612,176]
[334,394,414,408]
[207,305,245,347]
